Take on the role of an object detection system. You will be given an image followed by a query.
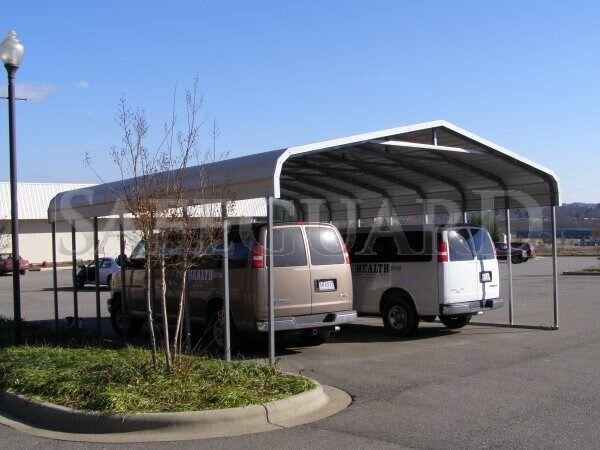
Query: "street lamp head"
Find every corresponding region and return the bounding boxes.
[0,30,24,68]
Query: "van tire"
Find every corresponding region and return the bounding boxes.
[207,307,236,354]
[301,330,331,346]
[382,297,418,337]
[511,254,523,264]
[110,299,143,337]
[439,314,472,329]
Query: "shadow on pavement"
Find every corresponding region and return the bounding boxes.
[41,286,110,293]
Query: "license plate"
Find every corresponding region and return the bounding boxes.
[480,271,492,283]
[317,279,336,291]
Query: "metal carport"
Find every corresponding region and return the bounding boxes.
[47,120,561,363]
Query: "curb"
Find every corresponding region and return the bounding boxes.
[562,271,600,276]
[34,266,72,272]
[0,382,351,443]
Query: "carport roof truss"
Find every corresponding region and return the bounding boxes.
[48,120,559,222]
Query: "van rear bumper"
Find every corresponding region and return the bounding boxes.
[440,298,504,316]
[255,310,357,332]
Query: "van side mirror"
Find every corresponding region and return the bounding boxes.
[116,254,129,266]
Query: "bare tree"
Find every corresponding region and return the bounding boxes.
[108,77,232,371]
[110,98,166,369]
[0,222,11,252]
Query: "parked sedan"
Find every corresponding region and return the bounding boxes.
[0,253,29,275]
[76,257,120,288]
[494,243,527,264]
[512,242,536,259]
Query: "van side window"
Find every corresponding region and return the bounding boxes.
[349,231,432,263]
[130,240,147,261]
[228,238,251,269]
[448,230,474,261]
[306,227,345,265]
[469,228,495,260]
[272,227,307,267]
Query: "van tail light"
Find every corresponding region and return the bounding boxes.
[251,243,265,269]
[438,241,449,263]
[342,241,351,265]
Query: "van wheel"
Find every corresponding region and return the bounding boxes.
[511,254,523,264]
[77,279,85,289]
[110,300,143,337]
[382,297,418,337]
[439,314,472,329]
[301,330,331,346]
[208,307,236,354]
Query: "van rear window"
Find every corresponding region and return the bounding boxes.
[448,229,474,261]
[447,227,495,261]
[349,231,433,263]
[273,227,307,267]
[469,228,496,260]
[306,227,345,265]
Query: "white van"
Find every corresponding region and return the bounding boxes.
[344,225,502,336]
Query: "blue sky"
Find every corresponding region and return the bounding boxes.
[1,1,599,203]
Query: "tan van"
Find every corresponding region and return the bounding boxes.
[108,222,356,347]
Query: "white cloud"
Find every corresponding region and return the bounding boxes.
[76,80,90,89]
[1,83,58,101]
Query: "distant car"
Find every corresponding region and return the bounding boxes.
[76,257,120,288]
[494,243,527,264]
[0,253,29,275]
[512,242,536,259]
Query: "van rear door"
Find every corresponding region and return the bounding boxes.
[305,226,352,314]
[271,226,312,316]
[441,228,479,303]
[468,227,500,300]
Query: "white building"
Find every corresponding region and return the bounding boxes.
[0,182,134,263]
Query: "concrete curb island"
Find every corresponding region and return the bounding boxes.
[0,382,351,443]
[562,271,600,276]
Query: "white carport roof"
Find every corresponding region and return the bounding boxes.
[48,120,559,223]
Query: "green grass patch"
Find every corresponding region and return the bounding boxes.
[0,319,313,414]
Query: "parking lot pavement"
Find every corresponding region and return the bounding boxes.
[1,256,600,448]
[0,268,113,333]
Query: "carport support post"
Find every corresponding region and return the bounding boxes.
[505,204,514,326]
[119,215,128,344]
[267,196,275,365]
[71,224,79,329]
[51,222,59,330]
[93,218,101,336]
[551,205,559,329]
[222,202,231,362]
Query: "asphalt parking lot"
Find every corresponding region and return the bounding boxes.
[1,256,600,449]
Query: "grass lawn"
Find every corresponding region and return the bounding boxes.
[0,319,313,414]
